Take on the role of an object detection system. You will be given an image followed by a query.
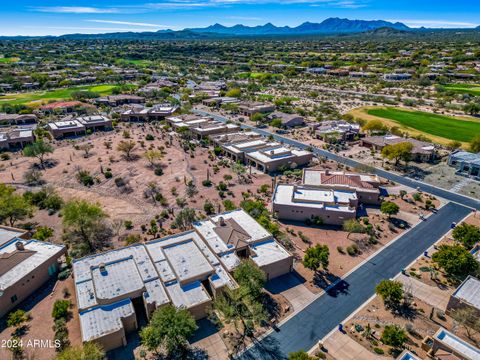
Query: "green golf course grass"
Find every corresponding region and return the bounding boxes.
[0,57,20,64]
[441,83,480,96]
[366,107,480,143]
[0,84,119,106]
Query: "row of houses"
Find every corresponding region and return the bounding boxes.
[73,209,293,351]
[272,169,382,225]
[211,130,313,173]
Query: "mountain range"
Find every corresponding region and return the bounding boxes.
[1,18,479,40]
[186,18,411,35]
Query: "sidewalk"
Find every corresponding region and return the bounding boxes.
[397,273,452,310]
[322,331,382,360]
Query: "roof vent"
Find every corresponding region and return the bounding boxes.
[219,217,226,226]
[15,241,25,251]
[99,262,107,273]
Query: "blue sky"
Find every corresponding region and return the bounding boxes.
[1,0,479,36]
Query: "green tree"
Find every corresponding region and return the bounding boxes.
[342,219,365,238]
[52,300,71,320]
[140,305,197,356]
[362,119,388,134]
[380,201,400,218]
[251,112,265,125]
[56,342,106,360]
[470,134,480,153]
[62,200,111,256]
[233,260,266,300]
[303,244,329,272]
[172,208,196,230]
[23,140,54,169]
[452,223,480,249]
[144,149,163,167]
[0,184,32,226]
[34,226,54,241]
[117,140,136,160]
[225,88,241,98]
[432,245,479,279]
[447,140,462,150]
[6,310,29,328]
[204,200,215,215]
[375,280,403,308]
[381,142,413,166]
[381,325,408,348]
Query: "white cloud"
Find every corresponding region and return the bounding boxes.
[32,6,119,14]
[391,19,478,28]
[86,20,170,28]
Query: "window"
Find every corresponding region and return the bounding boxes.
[11,295,17,303]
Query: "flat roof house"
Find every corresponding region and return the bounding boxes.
[272,184,358,225]
[361,135,436,162]
[446,275,480,317]
[120,104,179,122]
[422,328,480,360]
[0,128,34,150]
[0,226,66,317]
[73,231,237,352]
[448,151,480,178]
[193,209,294,281]
[210,131,262,148]
[76,115,113,132]
[303,169,381,205]
[0,113,37,126]
[47,119,86,139]
[190,121,240,139]
[313,120,360,141]
[238,102,275,116]
[95,95,145,107]
[245,144,313,173]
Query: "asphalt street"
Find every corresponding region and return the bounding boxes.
[238,202,471,359]
[193,109,480,211]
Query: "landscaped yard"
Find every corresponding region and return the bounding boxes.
[441,83,480,96]
[350,106,480,145]
[0,84,119,106]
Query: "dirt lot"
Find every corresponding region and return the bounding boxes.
[0,123,273,246]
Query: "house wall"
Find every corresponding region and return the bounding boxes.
[0,252,65,317]
[259,256,294,281]
[356,190,381,205]
[272,203,355,226]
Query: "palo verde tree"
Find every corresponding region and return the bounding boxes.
[452,222,480,250]
[380,201,400,218]
[61,199,112,257]
[23,140,54,169]
[432,244,479,280]
[381,142,413,166]
[0,184,32,226]
[302,244,329,273]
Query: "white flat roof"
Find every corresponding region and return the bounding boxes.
[250,240,291,268]
[452,276,480,310]
[48,120,84,130]
[79,299,135,342]
[0,227,26,247]
[434,328,480,360]
[165,280,210,309]
[273,184,356,212]
[91,257,144,301]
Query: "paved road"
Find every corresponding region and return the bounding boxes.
[237,202,471,359]
[193,109,480,211]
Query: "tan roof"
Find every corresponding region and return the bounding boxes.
[320,173,374,189]
[213,218,251,249]
[0,249,36,277]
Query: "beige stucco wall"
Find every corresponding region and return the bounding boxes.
[273,203,356,226]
